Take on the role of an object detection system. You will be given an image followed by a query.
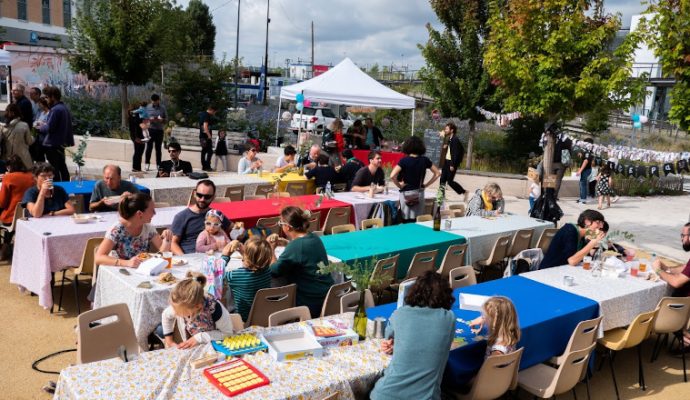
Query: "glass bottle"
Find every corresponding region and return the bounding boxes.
[433,203,441,231]
[354,290,368,340]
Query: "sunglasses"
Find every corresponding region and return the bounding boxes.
[195,192,214,200]
[205,221,221,227]
[168,149,179,153]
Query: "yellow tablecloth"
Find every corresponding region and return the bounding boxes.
[257,172,316,195]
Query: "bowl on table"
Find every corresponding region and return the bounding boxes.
[71,214,93,224]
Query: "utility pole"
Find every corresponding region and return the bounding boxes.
[262,0,270,105]
[234,0,241,109]
[311,21,314,78]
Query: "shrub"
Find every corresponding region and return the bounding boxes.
[63,90,122,137]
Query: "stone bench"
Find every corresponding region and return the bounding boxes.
[170,127,248,155]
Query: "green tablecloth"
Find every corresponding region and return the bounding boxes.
[321,223,466,279]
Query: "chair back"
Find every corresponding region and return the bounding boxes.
[466,347,524,400]
[255,183,275,198]
[187,189,196,206]
[268,306,312,327]
[484,235,512,265]
[653,297,690,334]
[323,207,352,234]
[423,198,434,214]
[256,216,281,236]
[406,249,438,280]
[285,182,308,196]
[536,228,558,253]
[213,196,232,203]
[331,224,355,234]
[554,316,602,365]
[370,254,399,293]
[440,210,454,219]
[508,229,534,258]
[448,266,477,289]
[550,343,596,396]
[154,202,171,208]
[448,203,466,216]
[332,183,347,192]
[437,243,468,278]
[361,218,383,230]
[621,309,658,349]
[340,289,375,313]
[321,282,355,317]
[76,237,105,276]
[416,214,432,222]
[307,211,322,233]
[69,194,85,213]
[223,186,245,201]
[8,203,25,233]
[246,284,297,327]
[77,303,139,364]
[244,195,265,201]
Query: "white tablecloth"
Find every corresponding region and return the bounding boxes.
[522,265,671,331]
[136,174,265,206]
[9,206,185,309]
[417,214,553,264]
[333,190,435,229]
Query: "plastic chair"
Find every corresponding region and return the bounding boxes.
[332,183,347,192]
[416,214,432,222]
[423,198,434,214]
[187,189,196,207]
[404,249,438,281]
[448,266,477,289]
[255,183,275,198]
[0,203,25,249]
[245,284,297,327]
[340,289,375,313]
[507,229,534,258]
[306,211,322,233]
[440,210,455,219]
[223,186,245,201]
[268,306,312,327]
[536,228,558,253]
[369,254,399,303]
[154,202,171,208]
[650,297,690,382]
[320,391,340,400]
[448,203,466,217]
[437,243,468,279]
[244,195,265,201]
[77,303,139,364]
[320,282,355,317]
[598,309,657,399]
[474,235,511,282]
[58,237,104,314]
[285,181,308,196]
[518,343,595,399]
[323,207,352,234]
[361,218,383,230]
[70,194,85,213]
[331,224,355,234]
[214,196,232,203]
[458,347,523,400]
[312,230,324,237]
[256,216,281,236]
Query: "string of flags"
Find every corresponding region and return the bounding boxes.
[475,107,521,127]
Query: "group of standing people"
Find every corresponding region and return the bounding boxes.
[129,93,167,172]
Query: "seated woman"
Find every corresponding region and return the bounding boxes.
[237,146,263,174]
[466,182,505,217]
[270,206,334,317]
[0,155,34,226]
[21,163,75,218]
[95,193,172,268]
[370,271,456,400]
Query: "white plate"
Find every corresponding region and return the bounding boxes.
[72,217,91,224]
[104,195,122,205]
[172,258,187,267]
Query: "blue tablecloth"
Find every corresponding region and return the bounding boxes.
[321,223,466,279]
[56,180,150,204]
[366,276,599,387]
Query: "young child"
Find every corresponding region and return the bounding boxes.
[160,271,235,349]
[133,102,151,142]
[305,153,337,191]
[469,296,521,356]
[213,130,230,172]
[596,164,614,210]
[196,209,230,252]
[527,168,541,214]
[222,236,273,322]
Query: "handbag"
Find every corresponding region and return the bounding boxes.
[402,189,422,207]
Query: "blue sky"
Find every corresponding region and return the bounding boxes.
[178,0,647,70]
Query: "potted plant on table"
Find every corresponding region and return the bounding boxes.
[67,131,90,187]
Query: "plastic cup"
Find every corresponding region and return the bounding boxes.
[162,251,173,269]
[582,256,592,270]
[629,261,639,277]
[639,259,648,272]
[563,275,575,286]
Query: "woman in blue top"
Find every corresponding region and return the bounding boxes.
[390,135,440,222]
[371,271,455,400]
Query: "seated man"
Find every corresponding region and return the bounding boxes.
[22,163,75,218]
[157,142,193,177]
[656,222,690,348]
[274,145,297,173]
[305,154,337,191]
[539,209,605,269]
[338,149,365,191]
[170,180,231,254]
[351,150,385,193]
[298,144,322,172]
[89,164,140,212]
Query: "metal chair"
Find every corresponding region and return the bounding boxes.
[650,297,690,382]
[256,216,281,236]
[458,348,523,400]
[285,181,308,196]
[331,224,356,234]
[361,218,383,230]
[508,229,535,258]
[474,235,511,282]
[223,186,245,201]
[340,289,375,313]
[320,282,355,317]
[58,237,104,315]
[448,266,477,289]
[437,243,468,279]
[322,207,352,235]
[536,228,558,254]
[416,214,432,222]
[245,284,297,328]
[268,306,312,327]
[77,303,139,364]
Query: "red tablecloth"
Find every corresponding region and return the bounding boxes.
[211,195,354,230]
[352,150,405,167]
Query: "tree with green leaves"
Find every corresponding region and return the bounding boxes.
[68,0,191,129]
[187,0,216,58]
[484,0,646,175]
[418,0,497,169]
[643,1,690,131]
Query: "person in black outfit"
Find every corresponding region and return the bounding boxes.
[158,142,193,177]
[439,122,466,195]
[539,209,605,269]
[129,104,146,172]
[12,84,33,127]
[145,94,167,170]
[305,154,337,191]
[363,117,385,150]
[198,105,217,171]
[338,149,365,190]
[351,150,385,192]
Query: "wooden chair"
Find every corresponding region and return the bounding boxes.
[518,344,595,399]
[223,186,245,201]
[340,289,375,313]
[285,181,308,196]
[416,214,432,222]
[437,243,468,279]
[448,266,477,289]
[268,306,312,327]
[256,216,281,236]
[331,224,356,234]
[370,254,399,303]
[448,203,466,217]
[650,297,690,382]
[474,235,511,282]
[323,207,352,234]
[77,303,139,364]
[245,284,297,328]
[213,196,232,203]
[255,183,275,198]
[458,348,523,400]
[306,211,322,233]
[508,229,535,258]
[361,218,383,230]
[320,282,355,317]
[58,237,104,315]
[536,228,558,254]
[154,202,171,208]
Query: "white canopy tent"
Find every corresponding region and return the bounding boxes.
[276,57,416,143]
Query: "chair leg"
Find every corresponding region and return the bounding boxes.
[679,330,688,382]
[585,363,592,400]
[650,333,662,362]
[637,345,646,391]
[73,274,81,315]
[608,349,621,400]
[572,387,577,400]
[58,270,67,313]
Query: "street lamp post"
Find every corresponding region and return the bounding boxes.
[262,0,270,105]
[234,0,241,110]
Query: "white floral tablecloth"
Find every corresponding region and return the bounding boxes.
[136,175,265,206]
[9,207,185,310]
[55,315,390,400]
[522,265,672,330]
[333,190,435,229]
[417,214,553,264]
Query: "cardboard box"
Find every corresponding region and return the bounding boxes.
[459,293,490,312]
[306,320,359,348]
[260,328,324,362]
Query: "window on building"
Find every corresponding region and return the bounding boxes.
[17,0,27,21]
[63,0,72,28]
[42,0,51,24]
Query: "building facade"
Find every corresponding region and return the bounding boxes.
[0,0,76,48]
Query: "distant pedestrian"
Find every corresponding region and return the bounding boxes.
[213,130,230,172]
[129,103,146,172]
[37,86,74,182]
[198,105,217,171]
[439,122,466,197]
[145,94,167,170]
[596,164,614,210]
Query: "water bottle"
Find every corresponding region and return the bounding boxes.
[325,181,332,197]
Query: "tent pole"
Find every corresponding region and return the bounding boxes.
[411,107,415,135]
[7,66,13,103]
[275,98,282,147]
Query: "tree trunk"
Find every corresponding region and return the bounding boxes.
[120,84,129,130]
[544,132,554,176]
[465,119,475,170]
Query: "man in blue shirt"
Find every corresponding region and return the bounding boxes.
[22,163,75,218]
